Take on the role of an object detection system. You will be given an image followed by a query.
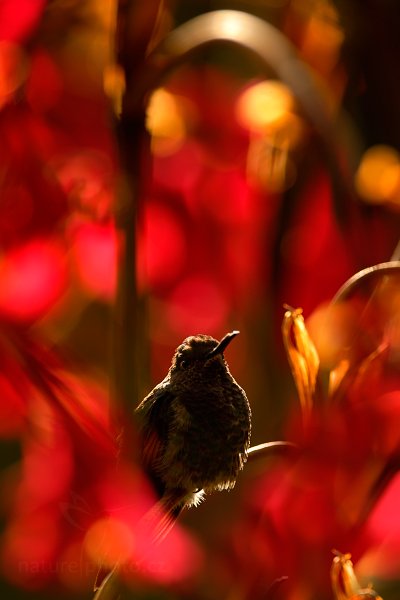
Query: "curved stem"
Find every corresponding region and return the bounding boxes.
[144,10,338,138]
[332,261,400,304]
[127,10,355,224]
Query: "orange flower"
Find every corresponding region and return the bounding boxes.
[331,551,383,600]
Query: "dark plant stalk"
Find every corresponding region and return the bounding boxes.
[112,1,163,421]
[99,4,165,599]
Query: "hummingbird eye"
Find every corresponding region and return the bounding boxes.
[180,359,188,370]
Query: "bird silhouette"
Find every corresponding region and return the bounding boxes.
[135,331,251,538]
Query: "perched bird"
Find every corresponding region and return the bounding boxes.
[136,331,251,538]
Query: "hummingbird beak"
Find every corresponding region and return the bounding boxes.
[207,330,240,358]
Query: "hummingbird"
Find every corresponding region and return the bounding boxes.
[135,330,251,538]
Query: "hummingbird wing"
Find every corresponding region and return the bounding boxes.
[136,385,189,541]
[135,383,174,495]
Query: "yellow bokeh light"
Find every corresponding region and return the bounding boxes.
[146,87,189,156]
[103,63,126,116]
[306,302,357,369]
[236,80,295,133]
[239,82,305,192]
[355,145,400,205]
[84,517,134,568]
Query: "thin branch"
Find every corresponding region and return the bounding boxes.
[247,441,298,461]
[93,568,120,600]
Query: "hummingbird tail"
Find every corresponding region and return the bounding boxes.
[139,491,186,543]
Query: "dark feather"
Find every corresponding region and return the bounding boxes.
[136,384,174,497]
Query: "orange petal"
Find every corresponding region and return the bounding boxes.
[282,305,320,419]
[331,551,383,599]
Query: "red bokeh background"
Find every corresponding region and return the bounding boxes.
[0,1,399,599]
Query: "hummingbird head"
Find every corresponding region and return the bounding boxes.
[169,331,239,377]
